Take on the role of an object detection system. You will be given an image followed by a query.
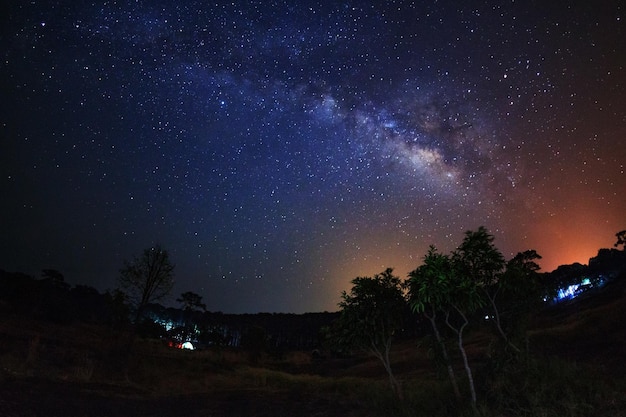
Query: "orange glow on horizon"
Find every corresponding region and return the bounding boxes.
[537,245,598,272]
[319,216,622,313]
[524,214,618,273]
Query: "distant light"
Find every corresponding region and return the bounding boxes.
[552,276,596,303]
[181,341,195,350]
[557,284,580,300]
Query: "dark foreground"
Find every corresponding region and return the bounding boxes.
[0,374,366,417]
[2,277,626,417]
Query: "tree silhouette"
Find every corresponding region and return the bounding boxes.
[499,250,542,346]
[615,230,626,250]
[176,291,206,312]
[454,227,511,350]
[408,246,462,400]
[442,252,483,409]
[173,291,206,347]
[118,244,174,322]
[410,227,523,409]
[332,268,407,399]
[41,269,70,290]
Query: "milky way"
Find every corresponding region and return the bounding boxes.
[1,1,625,313]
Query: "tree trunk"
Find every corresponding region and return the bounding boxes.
[486,291,520,353]
[446,309,477,410]
[371,341,403,400]
[426,310,461,399]
[385,342,404,400]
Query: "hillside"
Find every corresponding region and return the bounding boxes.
[1,273,625,416]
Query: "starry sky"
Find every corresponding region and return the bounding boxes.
[1,0,625,313]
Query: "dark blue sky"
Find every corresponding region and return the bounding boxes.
[1,0,625,313]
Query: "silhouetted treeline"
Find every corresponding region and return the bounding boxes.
[2,245,624,352]
[140,303,342,351]
[0,269,343,351]
[0,270,126,325]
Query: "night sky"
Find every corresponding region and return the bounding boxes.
[1,1,625,313]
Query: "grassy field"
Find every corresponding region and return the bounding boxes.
[1,283,625,416]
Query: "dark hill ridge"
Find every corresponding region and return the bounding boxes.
[1,265,625,416]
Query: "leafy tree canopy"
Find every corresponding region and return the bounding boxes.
[615,230,626,250]
[332,268,407,398]
[177,291,206,312]
[336,268,407,350]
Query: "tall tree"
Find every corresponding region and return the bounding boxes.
[498,250,542,354]
[453,227,511,350]
[408,246,462,400]
[332,268,407,399]
[177,291,206,312]
[41,269,70,290]
[410,229,543,408]
[442,253,484,409]
[118,244,174,322]
[174,291,207,346]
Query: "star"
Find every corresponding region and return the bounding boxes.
[1,0,624,313]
